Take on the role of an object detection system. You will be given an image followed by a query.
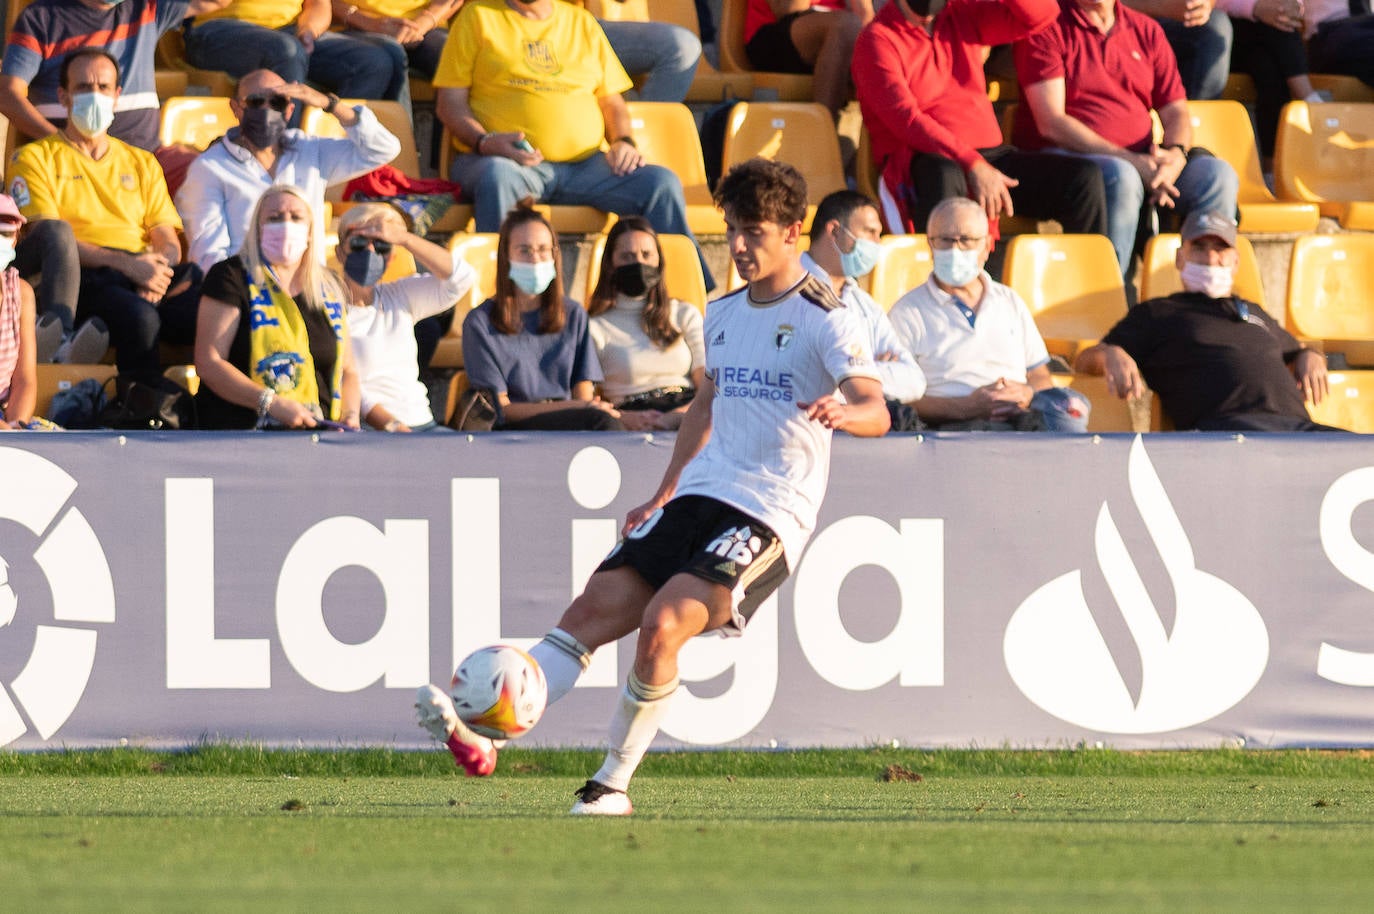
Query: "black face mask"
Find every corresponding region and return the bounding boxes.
[611,262,661,298]
[344,248,387,288]
[905,0,947,16]
[239,106,286,150]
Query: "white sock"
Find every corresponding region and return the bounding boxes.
[529,628,591,706]
[591,672,678,793]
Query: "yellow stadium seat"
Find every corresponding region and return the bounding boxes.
[1051,373,1151,433]
[163,364,200,396]
[1285,233,1374,366]
[302,100,416,177]
[1307,370,1374,432]
[155,70,190,101]
[1274,101,1374,229]
[584,229,709,313]
[437,126,612,235]
[1001,233,1128,360]
[582,0,754,103]
[34,364,117,419]
[1185,99,1320,233]
[158,96,235,151]
[717,0,813,102]
[1222,72,1257,104]
[1138,233,1269,313]
[1308,74,1374,103]
[431,233,501,368]
[720,102,846,228]
[867,234,933,310]
[625,101,726,234]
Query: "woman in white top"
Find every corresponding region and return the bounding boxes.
[586,216,706,432]
[338,203,476,432]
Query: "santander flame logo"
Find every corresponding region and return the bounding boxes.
[1004,437,1268,733]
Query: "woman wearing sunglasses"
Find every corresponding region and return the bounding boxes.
[461,204,622,431]
[194,184,362,430]
[586,216,705,432]
[336,203,475,432]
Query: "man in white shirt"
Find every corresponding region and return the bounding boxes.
[415,159,891,814]
[802,189,926,429]
[888,195,1089,431]
[175,68,401,271]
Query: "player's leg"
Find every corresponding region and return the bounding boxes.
[571,573,732,816]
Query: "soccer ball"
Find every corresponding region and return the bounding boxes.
[449,645,548,740]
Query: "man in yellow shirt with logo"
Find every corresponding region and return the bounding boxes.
[433,0,713,288]
[7,49,200,385]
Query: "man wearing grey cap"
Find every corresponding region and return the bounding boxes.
[1074,210,1340,432]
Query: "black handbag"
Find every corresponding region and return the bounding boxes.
[448,386,499,431]
[98,376,196,430]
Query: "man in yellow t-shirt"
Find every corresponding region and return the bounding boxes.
[433,0,712,288]
[7,49,202,385]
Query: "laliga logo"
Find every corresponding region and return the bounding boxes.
[0,448,115,747]
[1003,437,1268,733]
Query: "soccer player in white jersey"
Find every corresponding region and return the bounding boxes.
[416,158,891,814]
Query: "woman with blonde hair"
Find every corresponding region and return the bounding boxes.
[194,184,362,429]
[338,202,475,432]
[461,204,621,430]
[586,216,705,432]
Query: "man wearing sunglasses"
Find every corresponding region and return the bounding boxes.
[176,68,401,272]
[1075,210,1338,432]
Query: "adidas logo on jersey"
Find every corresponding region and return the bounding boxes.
[704,526,763,565]
[711,330,726,346]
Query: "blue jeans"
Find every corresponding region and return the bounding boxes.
[185,20,408,104]
[14,219,80,331]
[1157,11,1232,101]
[1050,150,1238,274]
[1031,386,1090,433]
[600,19,701,104]
[450,151,715,289]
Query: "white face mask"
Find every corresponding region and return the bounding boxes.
[1180,260,1234,299]
[932,246,982,288]
[260,220,310,266]
[0,236,15,272]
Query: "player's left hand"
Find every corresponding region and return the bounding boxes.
[799,395,849,430]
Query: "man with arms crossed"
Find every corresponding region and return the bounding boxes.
[415,158,891,814]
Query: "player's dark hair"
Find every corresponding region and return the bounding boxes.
[60,48,122,90]
[810,190,877,243]
[713,158,808,228]
[586,216,680,350]
[491,200,566,336]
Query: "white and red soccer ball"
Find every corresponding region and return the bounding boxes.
[449,645,548,740]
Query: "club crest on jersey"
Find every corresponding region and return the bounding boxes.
[7,177,28,208]
[704,526,763,565]
[774,324,794,351]
[524,40,561,75]
[255,351,305,393]
[120,174,136,191]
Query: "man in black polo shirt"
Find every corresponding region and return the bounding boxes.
[1075,210,1340,432]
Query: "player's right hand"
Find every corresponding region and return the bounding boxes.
[622,499,665,537]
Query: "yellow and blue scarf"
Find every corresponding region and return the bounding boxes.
[247,269,346,421]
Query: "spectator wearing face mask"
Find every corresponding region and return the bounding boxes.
[585,216,706,432]
[7,49,197,385]
[176,68,401,273]
[1075,210,1338,431]
[460,203,623,431]
[194,183,362,429]
[800,190,926,430]
[337,203,476,433]
[887,195,1090,432]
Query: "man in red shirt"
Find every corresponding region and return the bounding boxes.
[851,0,1107,237]
[744,0,871,117]
[1012,0,1237,276]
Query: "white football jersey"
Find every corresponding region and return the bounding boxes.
[674,273,879,564]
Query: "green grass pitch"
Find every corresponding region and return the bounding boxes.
[2,746,1372,912]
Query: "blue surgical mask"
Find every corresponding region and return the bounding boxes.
[837,226,881,279]
[509,259,556,296]
[344,248,386,288]
[0,236,14,272]
[932,246,983,288]
[69,91,115,138]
